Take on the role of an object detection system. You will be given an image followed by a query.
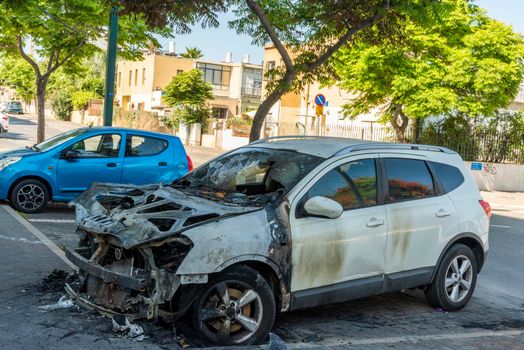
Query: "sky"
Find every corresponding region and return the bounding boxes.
[158,0,524,65]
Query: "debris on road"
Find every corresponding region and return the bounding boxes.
[112,314,145,341]
[38,295,75,311]
[35,269,76,293]
[268,333,289,350]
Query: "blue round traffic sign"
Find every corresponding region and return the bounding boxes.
[314,94,326,106]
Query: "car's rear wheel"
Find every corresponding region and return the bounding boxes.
[193,265,276,346]
[425,244,477,311]
[10,179,49,213]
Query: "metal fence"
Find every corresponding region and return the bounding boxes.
[276,122,524,164]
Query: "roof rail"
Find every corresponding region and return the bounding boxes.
[250,135,350,145]
[334,143,452,156]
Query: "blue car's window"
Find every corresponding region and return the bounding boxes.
[125,135,167,157]
[36,129,91,151]
[69,134,121,158]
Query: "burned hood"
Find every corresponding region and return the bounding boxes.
[72,183,261,249]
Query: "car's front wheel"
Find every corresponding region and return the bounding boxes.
[10,179,49,213]
[425,243,477,311]
[193,265,276,346]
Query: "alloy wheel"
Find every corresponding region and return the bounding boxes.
[445,255,473,303]
[16,184,45,211]
[198,281,263,344]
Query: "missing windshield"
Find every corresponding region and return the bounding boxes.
[172,148,322,204]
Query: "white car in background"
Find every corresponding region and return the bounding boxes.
[0,112,9,133]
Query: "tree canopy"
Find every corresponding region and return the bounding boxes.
[331,1,524,140]
[164,69,213,127]
[0,0,168,142]
[0,57,35,103]
[180,47,204,60]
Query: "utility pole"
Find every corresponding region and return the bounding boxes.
[103,5,118,126]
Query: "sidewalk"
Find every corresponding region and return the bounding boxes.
[480,191,524,210]
[0,204,164,349]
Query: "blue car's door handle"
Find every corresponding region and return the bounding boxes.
[106,162,118,168]
[158,162,167,166]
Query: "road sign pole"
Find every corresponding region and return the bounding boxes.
[103,6,118,127]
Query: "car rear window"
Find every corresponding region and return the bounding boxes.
[428,162,464,193]
[125,135,168,156]
[384,158,435,202]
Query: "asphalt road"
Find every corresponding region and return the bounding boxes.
[0,194,521,349]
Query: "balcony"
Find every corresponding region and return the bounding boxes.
[241,85,262,97]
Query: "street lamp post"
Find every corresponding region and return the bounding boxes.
[103,6,118,126]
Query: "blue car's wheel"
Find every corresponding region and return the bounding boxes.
[10,179,49,213]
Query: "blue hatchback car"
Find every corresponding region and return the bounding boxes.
[0,127,192,213]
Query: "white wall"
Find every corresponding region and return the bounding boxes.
[466,161,524,192]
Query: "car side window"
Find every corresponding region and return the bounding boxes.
[428,161,465,193]
[306,159,377,210]
[70,134,121,158]
[125,135,168,157]
[384,158,435,202]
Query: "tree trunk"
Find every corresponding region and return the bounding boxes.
[389,105,409,143]
[249,71,296,142]
[36,77,48,143]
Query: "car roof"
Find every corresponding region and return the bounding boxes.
[78,127,176,138]
[247,136,455,158]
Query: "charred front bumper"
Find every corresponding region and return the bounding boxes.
[65,232,191,321]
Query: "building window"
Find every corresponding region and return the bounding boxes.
[266,61,276,71]
[128,70,132,86]
[212,107,228,119]
[134,69,138,86]
[241,67,263,97]
[196,63,231,90]
[118,72,121,87]
[142,68,146,85]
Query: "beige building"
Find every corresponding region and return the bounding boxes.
[262,46,381,136]
[115,53,263,120]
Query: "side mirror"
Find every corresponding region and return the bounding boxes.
[303,196,343,219]
[62,149,80,160]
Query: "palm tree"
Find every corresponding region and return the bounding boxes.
[180,47,204,60]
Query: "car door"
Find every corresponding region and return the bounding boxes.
[56,132,123,197]
[289,156,388,297]
[121,133,174,185]
[381,156,459,276]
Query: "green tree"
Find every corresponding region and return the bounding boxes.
[0,57,36,106]
[114,0,450,142]
[331,2,524,141]
[180,47,204,60]
[0,0,167,143]
[164,69,213,128]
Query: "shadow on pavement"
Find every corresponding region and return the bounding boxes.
[8,115,36,125]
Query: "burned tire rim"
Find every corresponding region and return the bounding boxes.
[16,183,46,211]
[197,281,263,345]
[445,255,473,303]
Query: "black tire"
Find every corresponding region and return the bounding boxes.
[192,265,276,346]
[10,179,49,213]
[425,244,477,311]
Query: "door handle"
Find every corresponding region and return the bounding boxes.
[366,218,385,227]
[106,162,118,168]
[436,209,451,218]
[158,161,167,166]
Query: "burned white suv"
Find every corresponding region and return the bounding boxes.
[65,137,490,346]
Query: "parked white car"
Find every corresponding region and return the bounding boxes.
[66,137,491,346]
[0,112,9,133]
